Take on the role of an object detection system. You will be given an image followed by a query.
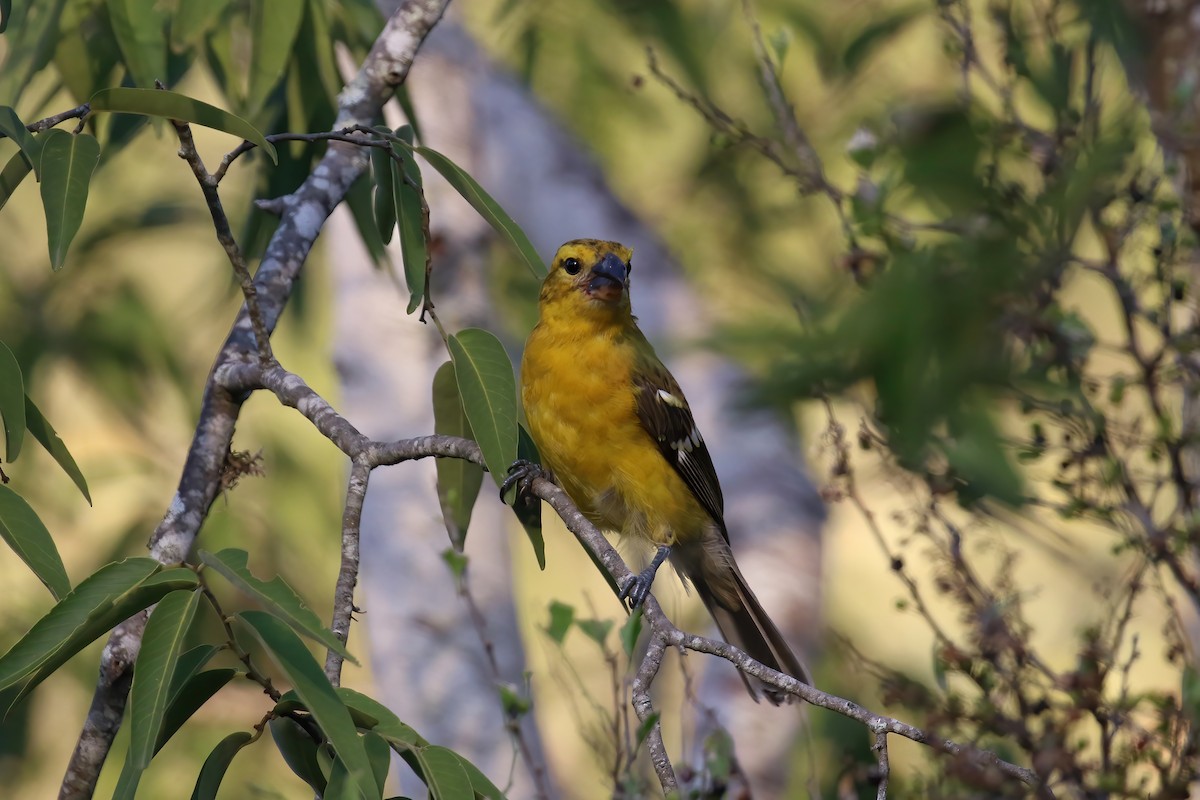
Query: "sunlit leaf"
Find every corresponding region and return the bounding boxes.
[432,362,484,550]
[24,394,90,504]
[90,88,277,163]
[448,329,519,488]
[37,128,100,269]
[199,548,357,664]
[0,485,70,600]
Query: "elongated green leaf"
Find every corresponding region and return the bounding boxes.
[108,0,167,87]
[111,755,142,800]
[0,484,70,600]
[129,589,202,768]
[454,753,505,800]
[0,0,10,33]
[0,341,24,460]
[90,88,277,164]
[24,394,90,504]
[329,687,425,748]
[157,668,235,753]
[364,732,390,793]
[0,560,197,709]
[199,549,357,664]
[165,645,221,705]
[324,757,359,800]
[345,172,387,265]
[0,148,32,212]
[392,128,428,314]
[38,128,100,270]
[448,329,518,489]
[247,0,305,114]
[371,132,396,245]
[432,363,484,550]
[415,745,474,800]
[514,425,545,569]
[410,144,545,278]
[269,717,326,794]
[237,611,378,800]
[191,731,255,800]
[0,106,39,176]
[171,0,233,49]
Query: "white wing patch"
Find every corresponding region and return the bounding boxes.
[657,389,685,408]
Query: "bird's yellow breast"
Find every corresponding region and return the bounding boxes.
[521,318,710,545]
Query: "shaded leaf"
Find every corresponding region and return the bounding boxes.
[238,611,377,799]
[576,619,613,648]
[269,716,326,794]
[345,172,388,266]
[414,745,474,800]
[0,148,32,212]
[129,589,202,768]
[0,0,9,33]
[90,88,277,163]
[448,329,519,488]
[403,142,544,278]
[620,609,643,660]
[392,127,428,314]
[544,601,574,644]
[24,394,90,504]
[364,732,391,794]
[191,731,255,800]
[0,341,24,460]
[157,668,236,752]
[200,549,357,664]
[371,130,396,245]
[0,484,70,600]
[171,0,234,50]
[0,106,40,176]
[432,362,484,550]
[513,425,544,569]
[37,128,100,269]
[108,0,167,88]
[247,0,305,114]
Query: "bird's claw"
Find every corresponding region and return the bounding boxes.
[618,545,671,610]
[501,459,544,502]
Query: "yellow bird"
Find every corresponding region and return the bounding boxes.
[509,238,809,704]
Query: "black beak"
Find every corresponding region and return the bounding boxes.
[590,252,628,287]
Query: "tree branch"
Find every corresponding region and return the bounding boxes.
[57,2,450,796]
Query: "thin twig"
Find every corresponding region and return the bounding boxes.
[630,633,676,792]
[872,731,889,800]
[325,459,370,686]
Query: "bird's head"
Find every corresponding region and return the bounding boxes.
[539,239,634,320]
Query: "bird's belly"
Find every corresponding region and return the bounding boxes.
[524,352,705,544]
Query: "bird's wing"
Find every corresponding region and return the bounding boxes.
[632,361,728,540]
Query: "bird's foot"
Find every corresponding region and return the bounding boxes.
[619,545,671,610]
[501,459,545,502]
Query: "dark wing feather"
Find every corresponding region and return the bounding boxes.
[633,365,728,540]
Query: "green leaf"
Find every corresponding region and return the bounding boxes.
[0,340,25,460]
[619,609,643,660]
[453,753,505,800]
[513,425,544,569]
[0,106,40,177]
[199,549,357,664]
[24,394,90,504]
[89,88,277,164]
[448,329,519,489]
[544,601,574,644]
[108,0,167,87]
[393,128,429,314]
[0,560,197,708]
[171,0,234,50]
[191,731,255,800]
[247,0,305,114]
[157,668,236,752]
[0,484,70,600]
[269,717,326,794]
[635,711,661,748]
[165,645,221,705]
[331,687,425,749]
[129,589,202,768]
[364,732,391,794]
[371,132,396,245]
[38,128,100,270]
[432,363,484,550]
[324,757,360,800]
[345,172,388,266]
[414,745,474,800]
[237,611,378,800]
[0,148,33,212]
[0,0,10,33]
[576,619,613,648]
[406,142,545,278]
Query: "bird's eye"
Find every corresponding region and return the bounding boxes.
[563,257,582,275]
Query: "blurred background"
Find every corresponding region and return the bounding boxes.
[0,0,1190,797]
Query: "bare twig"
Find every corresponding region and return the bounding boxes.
[325,459,370,686]
[630,633,676,792]
[872,731,889,800]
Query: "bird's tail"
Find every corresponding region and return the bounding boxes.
[676,540,810,705]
